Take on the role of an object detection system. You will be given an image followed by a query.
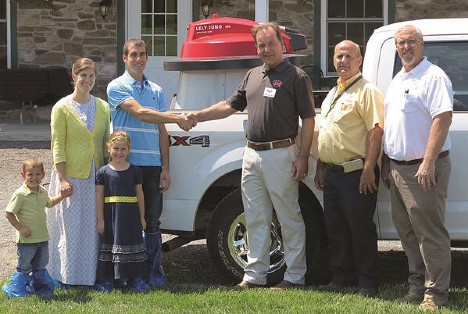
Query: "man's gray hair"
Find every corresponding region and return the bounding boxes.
[394,25,423,42]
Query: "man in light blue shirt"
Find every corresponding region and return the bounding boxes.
[107,38,194,287]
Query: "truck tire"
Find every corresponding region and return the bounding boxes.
[206,186,324,286]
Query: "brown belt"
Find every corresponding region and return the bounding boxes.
[390,150,449,165]
[246,138,294,151]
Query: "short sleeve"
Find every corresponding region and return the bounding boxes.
[226,70,251,112]
[5,193,22,215]
[107,80,134,111]
[427,75,453,118]
[95,166,106,186]
[294,69,316,119]
[134,165,143,185]
[362,83,385,131]
[155,87,168,113]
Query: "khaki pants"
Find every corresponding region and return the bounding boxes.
[241,145,306,285]
[390,156,451,303]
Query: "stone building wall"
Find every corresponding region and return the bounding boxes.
[15,0,117,99]
[395,0,468,21]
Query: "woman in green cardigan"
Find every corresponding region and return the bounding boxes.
[46,58,110,287]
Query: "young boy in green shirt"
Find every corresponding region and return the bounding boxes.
[2,157,68,298]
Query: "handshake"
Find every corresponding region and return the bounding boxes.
[177,113,198,132]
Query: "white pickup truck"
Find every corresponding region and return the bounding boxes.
[162,18,468,285]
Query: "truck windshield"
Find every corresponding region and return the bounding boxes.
[393,41,468,111]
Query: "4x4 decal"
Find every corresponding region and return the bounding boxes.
[169,135,210,147]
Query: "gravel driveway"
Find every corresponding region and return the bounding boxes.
[1,141,467,287]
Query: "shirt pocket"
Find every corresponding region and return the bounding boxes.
[334,102,354,122]
[401,94,419,112]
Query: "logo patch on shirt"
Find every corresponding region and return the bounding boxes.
[273,80,282,88]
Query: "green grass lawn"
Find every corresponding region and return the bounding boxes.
[1,281,467,313]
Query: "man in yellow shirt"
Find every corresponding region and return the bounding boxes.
[314,40,384,297]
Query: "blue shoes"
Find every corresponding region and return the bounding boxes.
[130,277,150,293]
[2,270,55,298]
[2,272,32,298]
[28,269,54,296]
[94,279,114,292]
[95,277,150,293]
[52,279,72,290]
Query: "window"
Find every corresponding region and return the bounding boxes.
[393,41,468,112]
[323,0,385,75]
[0,1,7,69]
[141,0,178,56]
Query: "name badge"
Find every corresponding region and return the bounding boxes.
[263,87,276,98]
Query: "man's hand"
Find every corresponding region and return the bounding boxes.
[178,114,197,131]
[187,112,197,121]
[314,161,325,191]
[292,155,308,181]
[380,154,391,189]
[415,160,436,192]
[159,168,171,192]
[359,168,377,194]
[360,126,382,194]
[414,112,451,192]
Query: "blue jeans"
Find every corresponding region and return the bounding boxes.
[139,166,163,233]
[17,241,49,273]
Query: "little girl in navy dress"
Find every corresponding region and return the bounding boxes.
[95,130,150,292]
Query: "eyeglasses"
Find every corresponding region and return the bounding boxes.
[396,39,420,48]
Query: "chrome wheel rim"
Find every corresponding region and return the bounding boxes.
[227,212,285,273]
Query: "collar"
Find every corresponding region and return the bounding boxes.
[19,182,43,195]
[337,71,362,87]
[408,56,429,76]
[123,70,149,86]
[262,59,289,75]
[398,57,429,77]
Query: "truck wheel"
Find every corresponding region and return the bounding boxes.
[206,187,323,286]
